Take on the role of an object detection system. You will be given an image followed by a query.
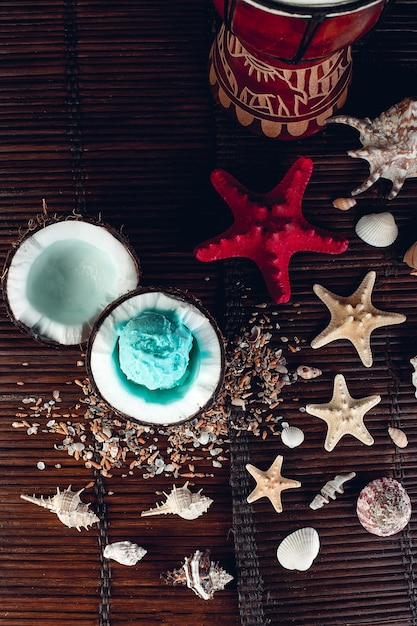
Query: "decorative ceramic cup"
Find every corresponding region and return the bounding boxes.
[209,0,389,139]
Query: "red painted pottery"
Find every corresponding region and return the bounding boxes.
[210,0,390,139]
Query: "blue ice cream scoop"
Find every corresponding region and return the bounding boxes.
[118,311,193,390]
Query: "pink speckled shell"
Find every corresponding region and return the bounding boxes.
[356,477,411,537]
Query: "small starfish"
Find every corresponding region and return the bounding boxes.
[194,157,348,304]
[305,374,381,452]
[311,270,406,367]
[246,454,301,513]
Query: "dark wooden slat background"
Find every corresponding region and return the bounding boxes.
[0,1,417,625]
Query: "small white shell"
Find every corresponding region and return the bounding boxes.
[411,356,417,398]
[403,242,417,275]
[296,365,322,380]
[103,541,147,566]
[277,527,320,571]
[140,482,213,520]
[388,426,408,448]
[20,485,100,532]
[280,422,304,448]
[332,197,357,211]
[355,212,398,247]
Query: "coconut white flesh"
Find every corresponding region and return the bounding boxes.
[6,220,139,345]
[88,290,224,425]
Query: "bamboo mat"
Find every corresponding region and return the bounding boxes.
[0,1,417,626]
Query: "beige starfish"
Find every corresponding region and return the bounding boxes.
[305,373,381,452]
[311,270,406,367]
[246,454,301,513]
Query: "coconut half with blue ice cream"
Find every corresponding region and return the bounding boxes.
[86,287,225,426]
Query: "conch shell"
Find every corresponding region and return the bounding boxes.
[403,242,417,275]
[103,541,147,566]
[277,527,320,571]
[20,485,99,531]
[309,472,356,510]
[162,549,233,600]
[141,482,213,520]
[355,212,398,247]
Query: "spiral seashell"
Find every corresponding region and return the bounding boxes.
[280,422,304,448]
[356,477,411,537]
[103,541,147,566]
[296,365,322,380]
[20,485,99,531]
[387,426,408,448]
[332,197,357,211]
[403,242,417,275]
[141,482,213,520]
[355,212,398,247]
[162,549,233,600]
[277,527,320,571]
[309,472,356,510]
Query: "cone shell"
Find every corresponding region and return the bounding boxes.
[277,527,320,571]
[388,426,408,448]
[355,212,398,247]
[332,197,357,211]
[403,242,417,275]
[356,477,411,537]
[281,422,305,448]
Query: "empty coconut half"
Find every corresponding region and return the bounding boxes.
[86,287,225,426]
[3,218,140,345]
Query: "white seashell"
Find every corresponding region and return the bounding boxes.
[332,197,357,211]
[327,98,417,200]
[162,549,233,600]
[140,482,213,520]
[355,212,398,247]
[20,485,99,531]
[277,527,320,571]
[103,541,147,566]
[388,426,408,448]
[410,356,417,398]
[309,472,356,509]
[280,422,304,448]
[296,365,322,380]
[403,242,417,275]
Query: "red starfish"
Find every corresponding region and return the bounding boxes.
[194,157,349,303]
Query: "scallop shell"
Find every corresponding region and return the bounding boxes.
[20,485,99,531]
[280,422,304,448]
[141,482,213,520]
[296,365,322,380]
[356,477,411,537]
[103,541,147,566]
[332,197,357,211]
[387,426,408,448]
[355,212,398,247]
[277,527,320,571]
[403,242,417,275]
